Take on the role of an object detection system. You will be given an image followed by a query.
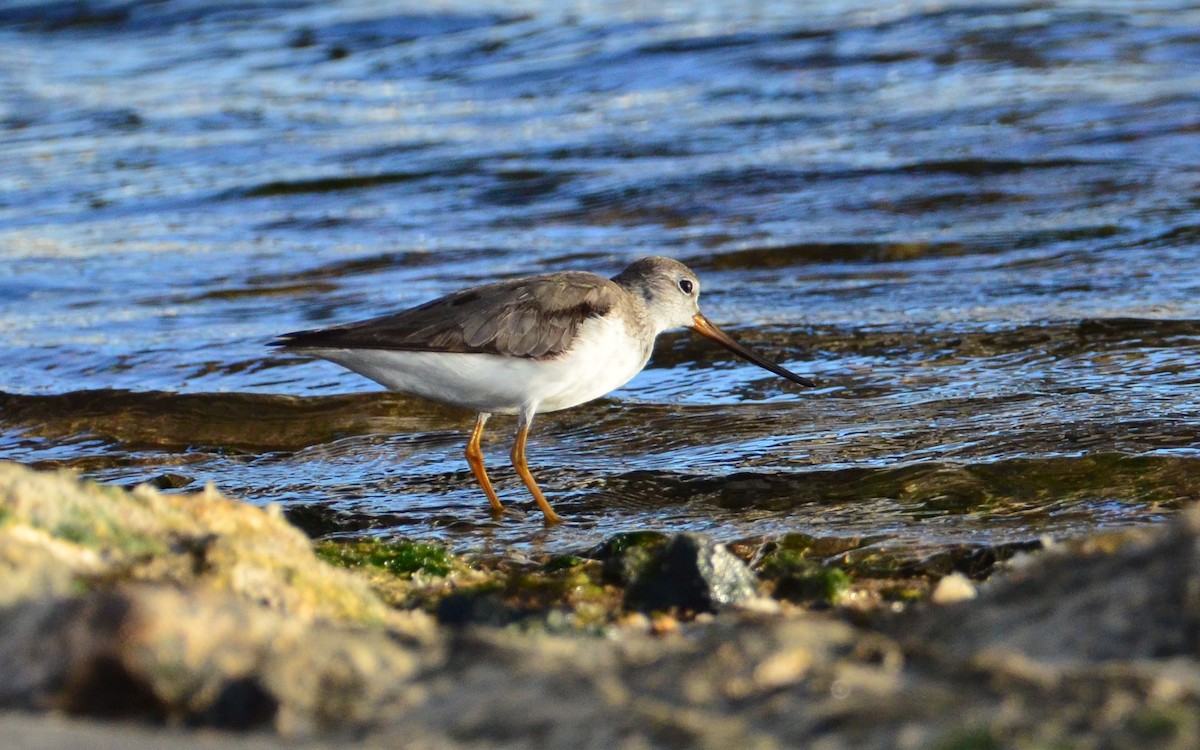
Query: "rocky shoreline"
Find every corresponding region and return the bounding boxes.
[2,461,1197,748]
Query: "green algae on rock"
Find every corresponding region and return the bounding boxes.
[756,547,851,605]
[0,462,390,626]
[315,539,456,578]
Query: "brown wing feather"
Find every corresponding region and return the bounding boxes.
[272,272,621,359]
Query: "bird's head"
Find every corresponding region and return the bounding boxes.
[613,256,815,388]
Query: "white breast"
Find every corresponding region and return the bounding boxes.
[302,313,652,415]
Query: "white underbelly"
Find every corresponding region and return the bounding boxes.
[301,315,651,415]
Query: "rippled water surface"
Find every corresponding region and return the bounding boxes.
[2,0,1199,554]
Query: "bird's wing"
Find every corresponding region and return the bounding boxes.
[272,272,622,359]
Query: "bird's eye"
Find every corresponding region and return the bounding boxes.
[679,278,694,294]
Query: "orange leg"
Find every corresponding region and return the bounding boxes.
[510,412,563,525]
[465,412,504,515]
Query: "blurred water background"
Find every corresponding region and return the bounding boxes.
[2,0,1199,557]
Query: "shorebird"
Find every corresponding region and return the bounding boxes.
[273,256,814,524]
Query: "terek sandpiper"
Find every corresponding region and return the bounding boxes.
[273,256,814,524]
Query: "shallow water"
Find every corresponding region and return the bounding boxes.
[2,0,1199,555]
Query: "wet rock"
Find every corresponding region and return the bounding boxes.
[617,533,760,613]
[587,530,670,586]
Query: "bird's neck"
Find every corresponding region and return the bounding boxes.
[628,293,680,338]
